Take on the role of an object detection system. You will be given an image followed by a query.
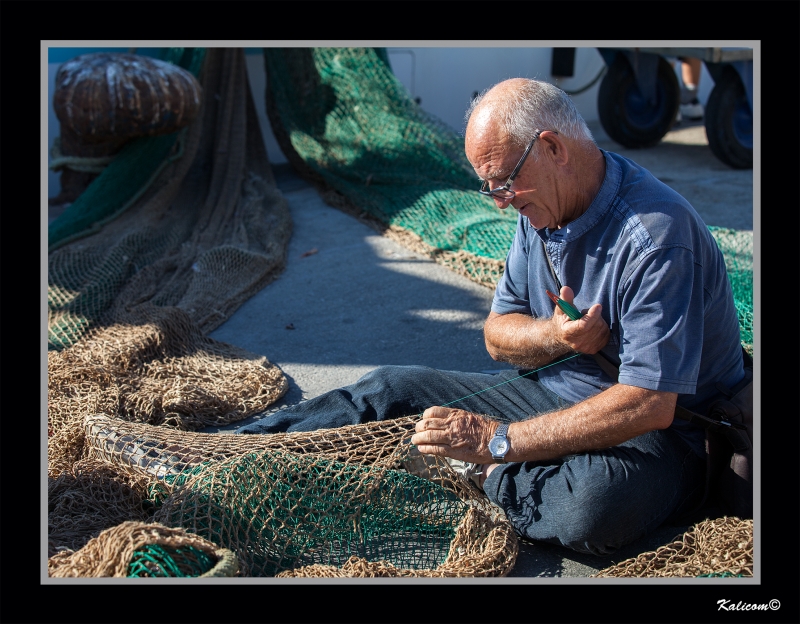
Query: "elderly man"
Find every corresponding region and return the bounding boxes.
[246,78,746,556]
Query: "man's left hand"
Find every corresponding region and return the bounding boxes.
[411,407,497,463]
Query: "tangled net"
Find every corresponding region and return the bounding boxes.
[592,517,753,578]
[56,414,518,577]
[49,520,238,578]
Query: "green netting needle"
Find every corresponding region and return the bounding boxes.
[546,290,583,321]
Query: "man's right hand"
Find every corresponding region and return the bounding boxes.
[484,287,610,368]
[551,286,610,355]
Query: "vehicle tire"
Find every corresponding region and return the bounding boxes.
[597,54,679,148]
[705,68,753,169]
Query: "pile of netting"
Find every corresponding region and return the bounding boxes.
[49,521,240,578]
[263,47,754,354]
[264,47,516,289]
[48,48,292,351]
[48,413,517,578]
[592,517,753,578]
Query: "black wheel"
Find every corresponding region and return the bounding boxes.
[705,68,753,169]
[597,54,680,148]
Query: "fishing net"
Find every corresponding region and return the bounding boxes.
[47,304,288,476]
[49,520,238,578]
[262,47,754,353]
[48,48,292,350]
[592,516,753,578]
[66,414,518,577]
[263,47,515,289]
[708,227,754,355]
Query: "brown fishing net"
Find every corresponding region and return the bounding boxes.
[48,48,292,349]
[66,414,518,577]
[49,520,238,578]
[592,517,754,578]
[47,305,288,477]
[46,48,297,577]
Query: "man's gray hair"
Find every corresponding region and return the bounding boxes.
[466,79,595,149]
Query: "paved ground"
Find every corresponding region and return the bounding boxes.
[199,118,754,578]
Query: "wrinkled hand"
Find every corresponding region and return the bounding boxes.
[551,286,610,354]
[410,407,498,463]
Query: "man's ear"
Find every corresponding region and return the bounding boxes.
[542,131,568,166]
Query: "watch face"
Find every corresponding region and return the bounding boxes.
[489,437,509,455]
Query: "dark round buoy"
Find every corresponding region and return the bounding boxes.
[50,53,203,204]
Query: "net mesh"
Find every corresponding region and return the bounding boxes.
[49,519,239,578]
[48,48,292,350]
[46,46,753,577]
[71,414,517,578]
[592,517,753,578]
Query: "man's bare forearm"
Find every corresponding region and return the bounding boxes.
[503,384,677,462]
[483,310,572,368]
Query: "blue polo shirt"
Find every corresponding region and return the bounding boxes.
[491,150,744,455]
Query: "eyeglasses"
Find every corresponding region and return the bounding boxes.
[478,130,557,200]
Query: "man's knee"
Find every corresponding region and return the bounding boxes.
[497,463,648,556]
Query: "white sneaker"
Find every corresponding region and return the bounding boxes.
[680,98,704,121]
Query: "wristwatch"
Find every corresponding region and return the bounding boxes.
[488,423,511,463]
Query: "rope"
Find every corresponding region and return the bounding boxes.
[49,136,117,173]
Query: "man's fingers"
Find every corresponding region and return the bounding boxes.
[410,428,451,448]
[422,405,451,419]
[413,443,449,457]
[415,410,449,433]
[585,303,603,318]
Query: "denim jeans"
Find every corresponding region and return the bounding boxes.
[239,364,706,556]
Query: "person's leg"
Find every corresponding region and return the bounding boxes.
[238,365,573,434]
[679,57,704,120]
[681,57,702,89]
[482,426,706,555]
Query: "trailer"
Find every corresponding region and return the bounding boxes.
[595,47,754,169]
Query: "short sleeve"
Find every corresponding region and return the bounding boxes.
[491,216,533,315]
[616,245,704,394]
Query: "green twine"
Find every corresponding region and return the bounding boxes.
[438,353,583,410]
[127,543,215,577]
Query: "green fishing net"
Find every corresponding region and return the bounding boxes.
[149,450,469,577]
[127,543,216,577]
[69,414,518,578]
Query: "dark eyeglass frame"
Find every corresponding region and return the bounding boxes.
[478,130,557,200]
